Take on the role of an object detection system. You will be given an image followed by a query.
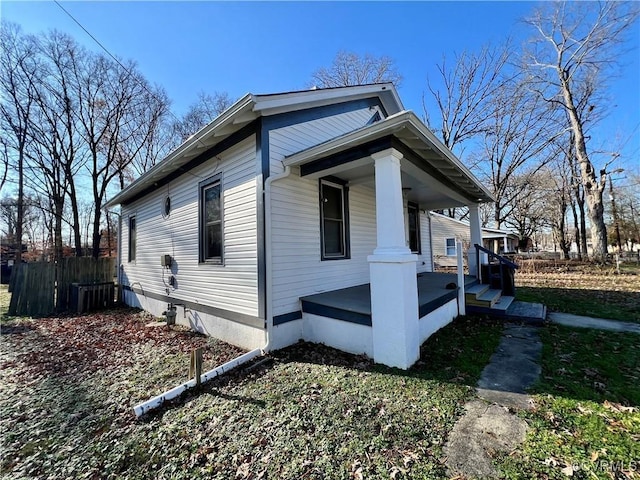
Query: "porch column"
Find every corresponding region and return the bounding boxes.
[368,148,419,370]
[468,203,483,277]
[503,236,508,253]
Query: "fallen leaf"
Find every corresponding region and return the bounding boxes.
[561,465,574,476]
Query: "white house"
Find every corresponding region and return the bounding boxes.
[429,212,519,268]
[107,84,495,370]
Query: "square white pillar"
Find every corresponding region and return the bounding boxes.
[368,148,419,369]
[467,203,483,277]
[369,256,419,368]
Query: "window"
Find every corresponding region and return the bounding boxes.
[408,202,421,254]
[320,178,350,260]
[445,238,456,256]
[200,175,223,263]
[128,216,136,262]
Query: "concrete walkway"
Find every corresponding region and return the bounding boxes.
[444,311,639,478]
[548,312,640,334]
[444,324,542,478]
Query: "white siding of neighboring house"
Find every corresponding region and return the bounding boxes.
[430,213,471,268]
[120,136,263,349]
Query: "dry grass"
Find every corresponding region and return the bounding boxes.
[513,260,640,322]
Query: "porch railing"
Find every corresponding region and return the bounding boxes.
[475,244,519,296]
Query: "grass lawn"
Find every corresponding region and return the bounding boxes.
[496,325,640,479]
[0,286,503,480]
[2,261,638,479]
[515,261,640,323]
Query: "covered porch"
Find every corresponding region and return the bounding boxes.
[300,272,478,326]
[282,111,494,369]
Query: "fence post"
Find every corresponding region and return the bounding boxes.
[189,348,203,387]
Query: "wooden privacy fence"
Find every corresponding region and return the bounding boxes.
[8,257,116,317]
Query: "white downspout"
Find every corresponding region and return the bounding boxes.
[262,165,292,353]
[133,166,292,418]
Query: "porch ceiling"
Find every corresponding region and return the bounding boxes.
[283,111,495,209]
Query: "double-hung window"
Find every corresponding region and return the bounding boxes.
[200,174,223,263]
[320,178,350,260]
[128,216,136,262]
[445,238,456,256]
[408,202,421,254]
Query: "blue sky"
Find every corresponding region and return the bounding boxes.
[2,1,639,174]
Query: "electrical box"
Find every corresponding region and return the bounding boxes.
[161,254,172,267]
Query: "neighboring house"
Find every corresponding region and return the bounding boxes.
[430,212,518,267]
[482,226,519,254]
[106,84,494,370]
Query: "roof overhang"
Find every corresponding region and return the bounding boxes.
[482,228,519,239]
[283,111,495,205]
[106,83,403,208]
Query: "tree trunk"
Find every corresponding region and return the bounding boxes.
[92,208,102,259]
[494,202,502,229]
[570,202,581,261]
[578,198,588,257]
[557,199,570,260]
[68,181,83,256]
[585,188,608,262]
[54,199,64,262]
[14,148,23,264]
[106,210,112,257]
[559,70,608,262]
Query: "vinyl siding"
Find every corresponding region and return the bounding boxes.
[268,106,382,175]
[430,213,470,268]
[271,176,376,317]
[120,136,259,317]
[417,211,433,272]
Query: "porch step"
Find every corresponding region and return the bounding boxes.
[465,283,491,300]
[466,288,502,308]
[467,301,547,326]
[490,295,515,311]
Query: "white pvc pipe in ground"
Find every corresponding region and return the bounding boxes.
[133,348,262,417]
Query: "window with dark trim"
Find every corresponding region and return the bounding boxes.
[200,174,223,264]
[128,216,136,262]
[445,238,456,256]
[408,202,421,254]
[320,178,350,260]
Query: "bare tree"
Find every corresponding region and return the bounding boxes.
[424,43,511,218]
[542,161,573,259]
[28,30,88,258]
[0,22,39,262]
[523,1,639,262]
[127,90,173,177]
[424,44,511,155]
[503,171,548,246]
[172,91,232,144]
[73,52,170,257]
[474,78,561,228]
[310,50,402,88]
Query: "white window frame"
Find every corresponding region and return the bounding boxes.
[445,237,456,256]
